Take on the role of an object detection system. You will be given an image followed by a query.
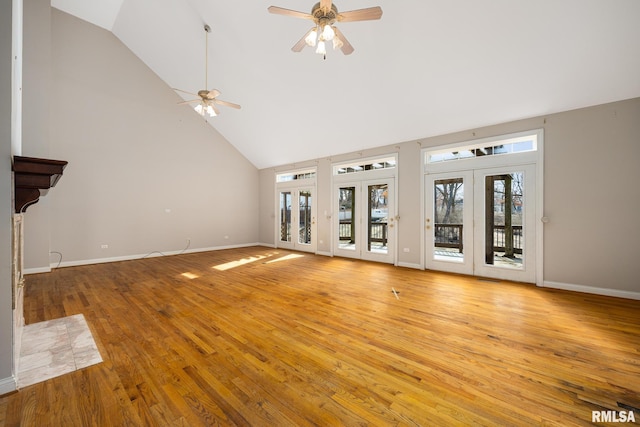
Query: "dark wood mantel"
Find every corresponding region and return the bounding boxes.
[12,156,68,213]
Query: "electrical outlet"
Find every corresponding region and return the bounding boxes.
[403,248,410,253]
[101,244,108,249]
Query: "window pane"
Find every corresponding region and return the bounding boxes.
[338,187,356,250]
[279,192,292,242]
[433,178,464,263]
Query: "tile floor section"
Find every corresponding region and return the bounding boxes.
[17,314,103,388]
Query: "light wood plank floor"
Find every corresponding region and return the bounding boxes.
[1,246,639,426]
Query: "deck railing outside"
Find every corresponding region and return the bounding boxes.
[339,220,387,245]
[434,223,522,254]
[336,222,521,253]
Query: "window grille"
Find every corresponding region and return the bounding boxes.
[333,156,396,175]
[426,135,537,164]
[276,169,316,182]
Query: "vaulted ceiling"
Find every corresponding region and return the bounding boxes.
[51,0,640,169]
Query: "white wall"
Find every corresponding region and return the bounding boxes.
[0,0,16,394]
[259,98,640,298]
[21,0,52,271]
[543,99,640,292]
[22,9,259,269]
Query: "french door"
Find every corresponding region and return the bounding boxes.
[425,164,536,283]
[278,187,316,253]
[425,171,474,276]
[334,179,395,263]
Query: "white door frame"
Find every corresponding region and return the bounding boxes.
[425,170,474,276]
[361,178,396,264]
[472,164,537,283]
[275,176,317,253]
[333,179,396,264]
[421,129,544,285]
[331,155,398,265]
[333,180,360,260]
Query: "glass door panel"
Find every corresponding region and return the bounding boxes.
[298,190,312,245]
[367,184,389,255]
[337,186,356,251]
[434,178,464,262]
[474,165,535,282]
[362,179,394,263]
[483,173,524,269]
[279,191,292,244]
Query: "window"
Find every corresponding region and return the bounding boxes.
[276,169,316,183]
[426,134,537,164]
[333,156,396,176]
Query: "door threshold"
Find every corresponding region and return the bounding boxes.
[477,277,501,283]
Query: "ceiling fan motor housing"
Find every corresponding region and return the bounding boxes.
[312,2,338,25]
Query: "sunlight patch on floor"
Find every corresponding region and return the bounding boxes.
[213,254,269,271]
[264,253,305,264]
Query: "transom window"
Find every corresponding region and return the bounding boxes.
[276,169,316,182]
[333,156,396,176]
[426,134,537,164]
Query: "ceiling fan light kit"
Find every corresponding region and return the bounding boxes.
[173,24,241,117]
[268,0,382,59]
[195,103,217,117]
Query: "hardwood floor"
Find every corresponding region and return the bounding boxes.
[1,246,639,426]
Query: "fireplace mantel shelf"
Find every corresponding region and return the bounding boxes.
[13,156,68,213]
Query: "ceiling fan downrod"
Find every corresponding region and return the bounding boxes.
[203,24,211,90]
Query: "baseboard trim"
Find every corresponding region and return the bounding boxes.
[257,242,276,248]
[24,243,264,274]
[0,376,17,395]
[397,262,422,269]
[23,266,51,275]
[543,280,640,301]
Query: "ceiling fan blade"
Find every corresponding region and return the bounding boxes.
[178,99,200,105]
[209,103,220,116]
[206,89,221,99]
[267,6,313,20]
[292,27,315,52]
[173,88,199,96]
[337,7,383,22]
[320,0,332,12]
[333,27,354,55]
[214,99,241,109]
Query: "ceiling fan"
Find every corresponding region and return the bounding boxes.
[268,0,382,58]
[173,25,240,117]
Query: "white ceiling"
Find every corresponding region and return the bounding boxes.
[51,0,640,169]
